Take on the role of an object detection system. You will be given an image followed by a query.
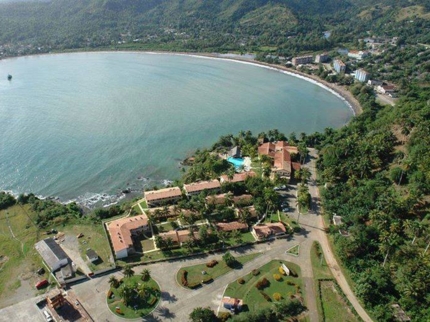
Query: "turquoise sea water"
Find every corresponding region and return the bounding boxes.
[0,52,353,206]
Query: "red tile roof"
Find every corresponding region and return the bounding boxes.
[184,180,221,194]
[108,215,149,253]
[145,187,182,202]
[215,221,248,232]
[253,222,286,239]
[220,171,256,183]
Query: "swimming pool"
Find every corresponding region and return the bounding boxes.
[227,157,245,168]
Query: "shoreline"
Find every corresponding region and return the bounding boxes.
[1,49,361,206]
[2,49,362,116]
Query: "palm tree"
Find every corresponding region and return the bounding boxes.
[109,275,120,289]
[119,284,134,306]
[123,264,135,278]
[231,230,242,245]
[142,269,151,281]
[137,283,148,300]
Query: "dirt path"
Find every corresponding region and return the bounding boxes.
[306,149,373,322]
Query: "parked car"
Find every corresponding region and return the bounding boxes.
[35,279,48,289]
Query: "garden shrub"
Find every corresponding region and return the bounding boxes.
[273,273,281,281]
[181,270,188,286]
[279,267,286,275]
[188,281,201,289]
[218,312,232,322]
[107,290,113,299]
[252,269,260,276]
[148,297,158,306]
[273,292,282,301]
[287,281,295,286]
[206,260,218,268]
[255,277,270,290]
[238,278,245,284]
[260,291,271,302]
[202,275,213,284]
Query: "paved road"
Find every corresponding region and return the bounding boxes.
[306,148,373,322]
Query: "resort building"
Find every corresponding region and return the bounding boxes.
[144,187,182,207]
[228,146,241,158]
[292,55,313,66]
[35,238,70,272]
[215,221,248,232]
[219,171,256,183]
[107,214,149,259]
[348,50,370,60]
[222,297,244,311]
[355,69,370,82]
[315,53,329,63]
[252,223,287,240]
[183,179,221,196]
[206,193,231,206]
[333,59,346,74]
[258,141,300,180]
[159,229,200,246]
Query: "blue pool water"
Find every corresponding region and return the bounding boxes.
[228,157,245,168]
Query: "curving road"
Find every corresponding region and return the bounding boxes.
[306,148,373,322]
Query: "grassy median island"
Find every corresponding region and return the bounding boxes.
[177,253,261,289]
[224,260,303,313]
[107,274,160,319]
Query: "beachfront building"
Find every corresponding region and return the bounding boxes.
[106,214,149,259]
[228,146,241,158]
[252,223,287,240]
[333,59,346,74]
[348,50,370,60]
[258,141,300,180]
[144,187,182,207]
[35,238,70,272]
[183,179,221,197]
[219,171,256,184]
[292,55,313,66]
[315,53,329,63]
[355,69,370,82]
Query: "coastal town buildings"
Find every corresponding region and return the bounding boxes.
[315,53,329,63]
[183,179,221,196]
[144,187,182,206]
[348,50,370,60]
[333,59,346,74]
[355,69,370,82]
[106,214,149,259]
[377,84,396,95]
[292,55,313,66]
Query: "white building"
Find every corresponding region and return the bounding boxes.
[355,69,370,82]
[35,238,70,272]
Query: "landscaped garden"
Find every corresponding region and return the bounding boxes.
[224,260,303,313]
[177,252,260,289]
[107,267,160,319]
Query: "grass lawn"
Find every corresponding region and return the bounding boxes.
[224,260,303,313]
[177,253,261,288]
[156,222,174,233]
[310,242,332,280]
[0,205,52,307]
[320,281,359,322]
[140,239,156,252]
[60,224,114,270]
[133,204,142,215]
[286,245,300,256]
[139,200,148,210]
[107,275,160,319]
[224,231,256,246]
